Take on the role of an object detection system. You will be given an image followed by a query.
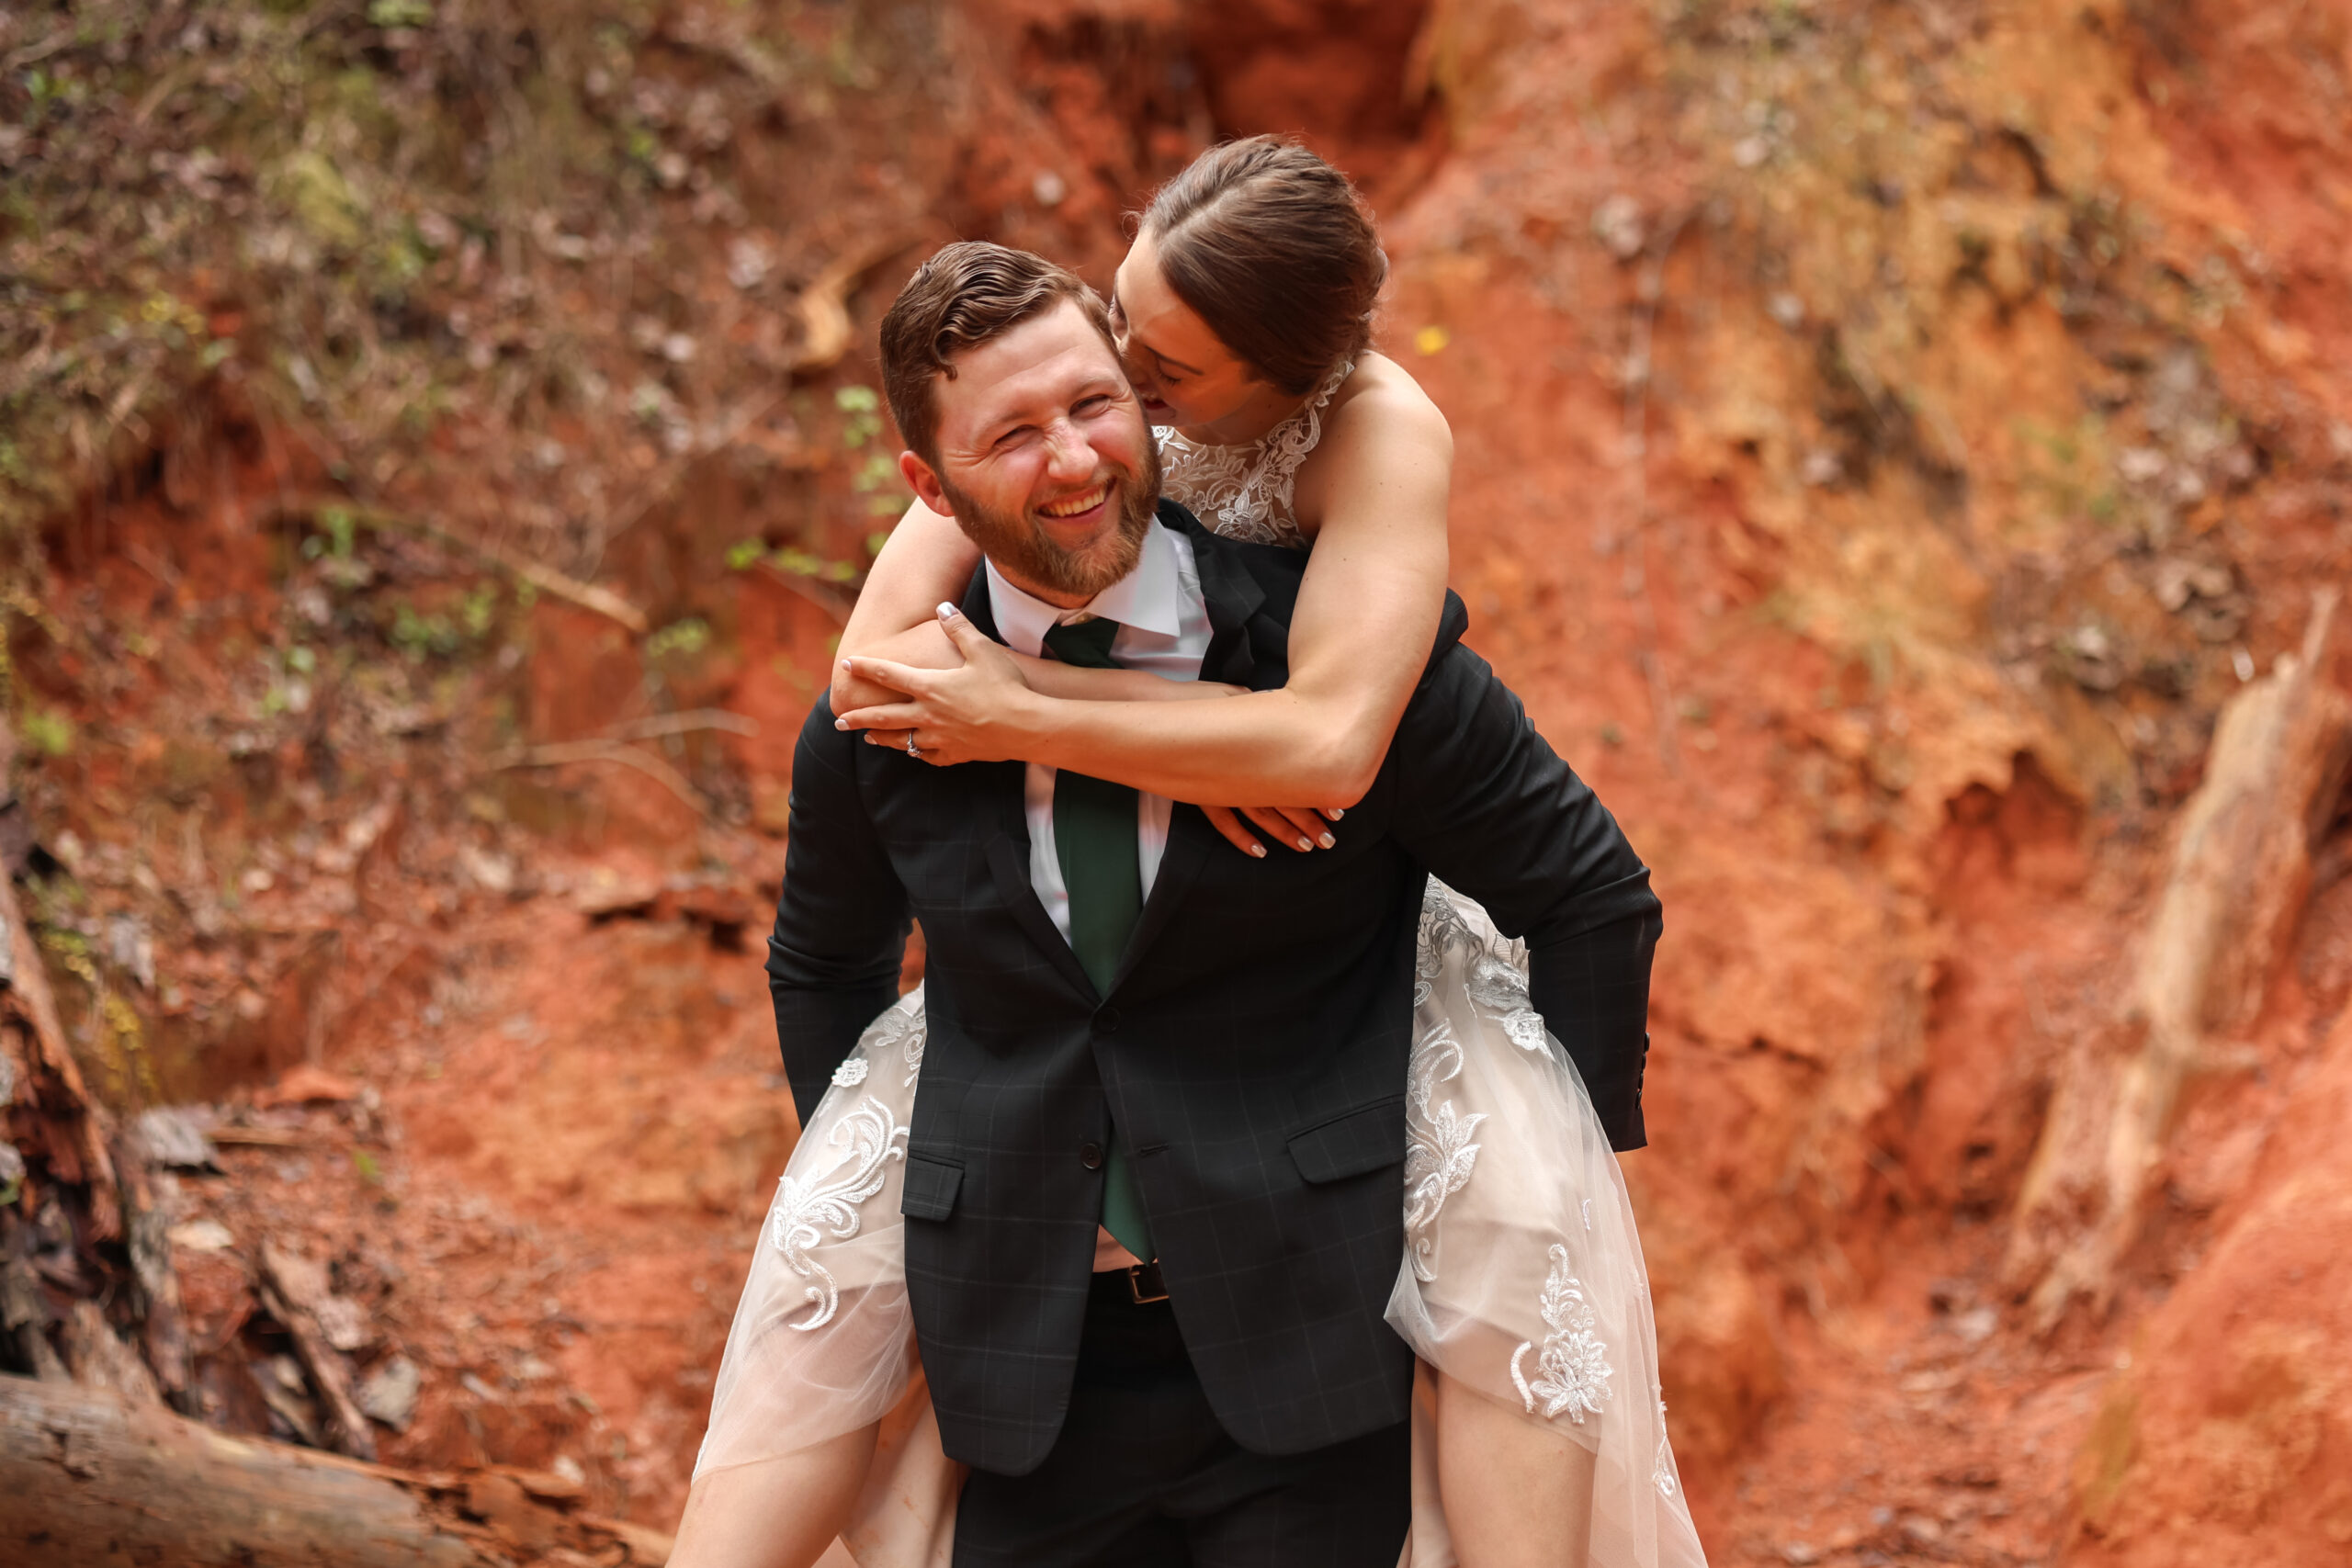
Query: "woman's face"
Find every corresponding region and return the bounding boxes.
[1109,226,1264,429]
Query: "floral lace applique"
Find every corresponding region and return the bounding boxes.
[1653,1387,1679,1497]
[1404,1016,1485,1283]
[770,1096,908,1331]
[865,1000,926,1087]
[1421,879,1549,1052]
[1159,361,1351,548]
[1510,1244,1614,1423]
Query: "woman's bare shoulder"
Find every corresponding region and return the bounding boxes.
[1292,352,1453,533]
[1324,351,1450,451]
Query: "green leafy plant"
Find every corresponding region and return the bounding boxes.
[19,707,73,757]
[646,616,712,660]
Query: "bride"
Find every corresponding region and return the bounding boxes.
[675,137,1707,1568]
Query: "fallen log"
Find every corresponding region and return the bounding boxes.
[0,1374,673,1567]
[2006,592,2352,1325]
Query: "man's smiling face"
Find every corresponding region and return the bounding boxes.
[901,299,1160,608]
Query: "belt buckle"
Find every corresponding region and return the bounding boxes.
[1126,1259,1169,1304]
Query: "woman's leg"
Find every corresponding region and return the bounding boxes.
[1435,1372,1596,1568]
[668,1421,880,1568]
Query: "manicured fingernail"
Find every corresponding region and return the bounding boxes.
[1296,838,1312,852]
[1249,843,1266,858]
[936,602,958,621]
[1328,808,1344,820]
[839,658,854,670]
[1317,832,1336,849]
[835,717,848,729]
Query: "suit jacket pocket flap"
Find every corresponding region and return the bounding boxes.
[900,1154,964,1221]
[1287,1097,1406,1185]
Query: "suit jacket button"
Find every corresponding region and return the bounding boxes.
[1078,1142,1104,1169]
[1092,1007,1120,1035]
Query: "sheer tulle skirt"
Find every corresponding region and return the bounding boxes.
[697,882,1707,1567]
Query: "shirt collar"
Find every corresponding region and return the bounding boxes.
[983,520,1187,658]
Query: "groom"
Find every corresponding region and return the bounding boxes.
[769,242,1660,1566]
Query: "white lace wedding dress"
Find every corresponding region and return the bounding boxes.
[695,371,1710,1568]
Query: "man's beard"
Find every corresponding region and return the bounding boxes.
[942,442,1161,603]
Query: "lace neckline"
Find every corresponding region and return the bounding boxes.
[1156,360,1352,550]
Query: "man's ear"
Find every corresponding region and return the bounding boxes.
[899,451,952,517]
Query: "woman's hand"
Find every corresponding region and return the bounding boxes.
[1199,804,1344,859]
[835,605,1041,767]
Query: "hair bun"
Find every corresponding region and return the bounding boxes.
[1140,137,1385,398]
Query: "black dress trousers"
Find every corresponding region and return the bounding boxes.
[951,1270,1412,1568]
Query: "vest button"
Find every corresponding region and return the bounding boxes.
[1092,1007,1121,1035]
[1078,1141,1104,1170]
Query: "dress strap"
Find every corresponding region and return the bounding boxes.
[1252,360,1352,527]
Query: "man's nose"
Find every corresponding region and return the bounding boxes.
[1041,421,1096,479]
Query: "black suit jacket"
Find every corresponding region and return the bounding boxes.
[767,500,1661,1475]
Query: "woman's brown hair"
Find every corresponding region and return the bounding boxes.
[1140,136,1386,398]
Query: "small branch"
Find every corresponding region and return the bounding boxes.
[599,709,758,742]
[492,739,709,817]
[267,495,650,637]
[793,233,917,376]
[2,28,74,73]
[257,1243,375,1462]
[757,559,855,625]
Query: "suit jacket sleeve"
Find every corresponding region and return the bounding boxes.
[1386,646,1663,1150]
[766,698,911,1126]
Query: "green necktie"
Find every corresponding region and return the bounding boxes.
[1041,616,1153,1262]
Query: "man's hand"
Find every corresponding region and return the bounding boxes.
[834,604,1038,767]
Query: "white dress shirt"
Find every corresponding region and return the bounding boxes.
[984,523,1211,943]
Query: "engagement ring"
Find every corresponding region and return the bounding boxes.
[906,737,922,758]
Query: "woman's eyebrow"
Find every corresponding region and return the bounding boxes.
[1148,346,1205,378]
[1109,291,1205,378]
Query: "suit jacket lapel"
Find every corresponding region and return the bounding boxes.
[983,784,1097,999]
[1162,502,1277,688]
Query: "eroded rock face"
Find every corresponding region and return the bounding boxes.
[2070,1010,2352,1563]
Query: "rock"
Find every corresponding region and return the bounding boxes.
[357,1355,421,1432]
[133,1107,220,1172]
[254,1065,361,1108]
[1592,194,1646,260]
[457,841,516,895]
[573,868,662,920]
[464,1471,560,1551]
[165,1217,234,1252]
[498,1461,586,1503]
[314,1292,372,1353]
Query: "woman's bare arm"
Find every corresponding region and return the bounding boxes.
[831,500,979,708]
[837,499,1225,708]
[841,372,1453,807]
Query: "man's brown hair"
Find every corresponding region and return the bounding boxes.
[1141,136,1385,398]
[879,242,1112,465]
